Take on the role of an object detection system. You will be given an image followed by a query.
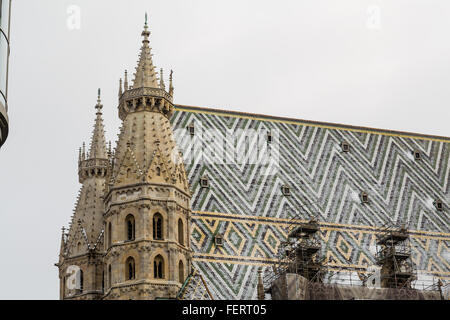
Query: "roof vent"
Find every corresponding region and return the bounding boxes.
[188,123,195,136]
[214,234,224,246]
[434,199,443,211]
[200,176,209,188]
[341,141,350,153]
[412,150,422,160]
[281,185,291,196]
[360,191,369,204]
[267,131,272,143]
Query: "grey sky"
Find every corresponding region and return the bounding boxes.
[1,0,449,299]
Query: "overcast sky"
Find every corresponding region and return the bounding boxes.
[1,0,450,299]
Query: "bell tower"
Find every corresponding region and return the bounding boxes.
[102,17,192,300]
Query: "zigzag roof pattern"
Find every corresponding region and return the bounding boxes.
[170,105,450,299]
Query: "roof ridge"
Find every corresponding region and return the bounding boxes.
[174,104,450,142]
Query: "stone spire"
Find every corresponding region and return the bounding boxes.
[132,16,159,89]
[88,89,108,160]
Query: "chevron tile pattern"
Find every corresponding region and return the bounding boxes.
[170,106,450,299]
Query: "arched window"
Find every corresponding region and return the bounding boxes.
[178,219,184,246]
[178,260,184,283]
[156,167,161,176]
[107,222,112,248]
[153,213,163,240]
[154,255,164,279]
[63,276,66,297]
[77,269,84,293]
[108,264,112,288]
[77,242,81,252]
[126,257,135,280]
[125,214,135,241]
[126,168,131,178]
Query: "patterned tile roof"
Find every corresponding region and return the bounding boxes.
[171,105,450,299]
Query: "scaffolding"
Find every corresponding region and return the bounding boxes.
[375,221,416,289]
[259,205,449,300]
[286,218,326,282]
[263,214,326,293]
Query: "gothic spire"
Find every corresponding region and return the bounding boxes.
[132,15,159,89]
[88,89,108,159]
[59,226,66,260]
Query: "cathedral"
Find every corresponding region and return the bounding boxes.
[56,19,450,300]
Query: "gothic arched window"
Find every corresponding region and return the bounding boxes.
[108,264,112,288]
[178,260,184,283]
[178,219,184,246]
[153,213,163,240]
[156,167,161,176]
[108,222,112,248]
[63,276,66,297]
[125,214,135,241]
[126,257,135,280]
[154,255,164,279]
[77,269,84,293]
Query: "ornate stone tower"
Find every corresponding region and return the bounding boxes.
[102,18,192,300]
[56,90,110,300]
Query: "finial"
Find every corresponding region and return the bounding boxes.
[60,226,66,247]
[124,70,129,90]
[107,141,112,160]
[169,69,174,96]
[142,14,150,42]
[95,88,103,113]
[160,68,165,89]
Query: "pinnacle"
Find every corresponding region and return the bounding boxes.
[88,89,108,159]
[131,18,160,89]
